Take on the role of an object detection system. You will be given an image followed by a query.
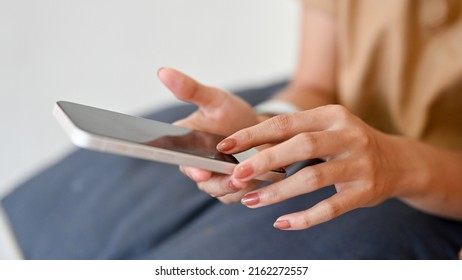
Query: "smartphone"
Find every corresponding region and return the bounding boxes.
[53,101,286,182]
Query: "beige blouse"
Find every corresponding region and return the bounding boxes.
[302,0,462,150]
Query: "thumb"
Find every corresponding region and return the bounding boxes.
[157,67,225,109]
[173,118,194,128]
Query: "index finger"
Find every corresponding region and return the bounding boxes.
[217,106,337,154]
[157,67,226,109]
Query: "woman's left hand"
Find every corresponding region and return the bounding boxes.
[217,104,419,230]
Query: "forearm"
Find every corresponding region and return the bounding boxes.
[390,134,462,220]
[263,4,337,115]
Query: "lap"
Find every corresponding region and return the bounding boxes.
[142,180,462,260]
[2,81,462,259]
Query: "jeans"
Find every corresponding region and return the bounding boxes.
[2,81,462,259]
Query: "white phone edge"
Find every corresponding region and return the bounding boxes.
[53,103,286,182]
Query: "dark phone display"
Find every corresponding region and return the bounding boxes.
[144,131,238,163]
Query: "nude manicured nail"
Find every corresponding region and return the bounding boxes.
[241,192,260,207]
[156,67,166,77]
[273,219,291,230]
[217,138,236,152]
[234,163,254,180]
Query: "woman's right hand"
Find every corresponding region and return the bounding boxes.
[157,68,261,202]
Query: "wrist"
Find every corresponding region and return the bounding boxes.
[384,134,432,198]
[386,135,461,218]
[254,100,300,115]
[254,100,300,123]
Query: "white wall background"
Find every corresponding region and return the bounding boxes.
[0,0,299,198]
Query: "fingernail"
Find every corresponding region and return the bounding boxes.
[234,163,254,180]
[217,138,236,152]
[273,219,291,230]
[156,67,165,77]
[241,192,260,207]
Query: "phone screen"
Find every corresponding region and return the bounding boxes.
[58,101,238,163]
[143,130,238,163]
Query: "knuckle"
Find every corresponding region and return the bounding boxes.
[326,104,352,128]
[365,172,380,193]
[264,187,282,204]
[269,114,293,136]
[297,133,317,157]
[357,156,383,195]
[311,169,324,187]
[238,128,256,144]
[361,153,378,173]
[352,126,373,148]
[320,200,341,220]
[328,104,350,120]
[360,183,382,206]
[303,167,324,187]
[258,149,276,170]
[301,213,312,229]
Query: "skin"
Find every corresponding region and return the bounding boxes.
[219,106,462,230]
[157,67,260,200]
[158,5,462,231]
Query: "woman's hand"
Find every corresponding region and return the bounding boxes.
[217,104,430,229]
[158,67,261,202]
[158,68,259,136]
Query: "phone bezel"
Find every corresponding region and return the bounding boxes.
[53,101,286,182]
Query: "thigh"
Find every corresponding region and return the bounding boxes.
[6,80,461,260]
[2,82,287,259]
[143,185,462,260]
[3,148,221,259]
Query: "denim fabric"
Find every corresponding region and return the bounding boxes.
[2,81,462,259]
